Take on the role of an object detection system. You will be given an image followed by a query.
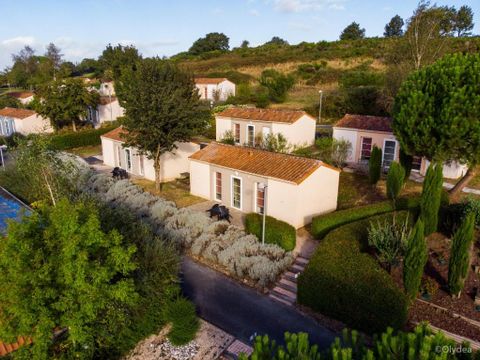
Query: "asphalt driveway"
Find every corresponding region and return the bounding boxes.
[180,257,338,349]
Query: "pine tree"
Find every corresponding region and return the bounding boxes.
[368,146,382,185]
[399,148,413,181]
[448,212,475,298]
[403,219,427,300]
[420,163,443,235]
[386,161,405,201]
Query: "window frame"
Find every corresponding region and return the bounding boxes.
[247,124,255,147]
[231,175,242,210]
[233,123,240,144]
[360,137,373,161]
[215,172,222,201]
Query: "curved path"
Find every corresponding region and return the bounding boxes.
[180,257,337,349]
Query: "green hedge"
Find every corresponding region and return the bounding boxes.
[162,297,199,346]
[311,197,420,239]
[245,213,296,251]
[49,124,118,150]
[298,212,410,334]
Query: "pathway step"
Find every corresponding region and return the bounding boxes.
[273,286,296,299]
[295,256,309,265]
[289,264,304,273]
[270,290,295,305]
[278,278,297,293]
[268,293,294,306]
[283,271,298,280]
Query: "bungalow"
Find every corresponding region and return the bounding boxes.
[195,78,235,102]
[87,96,125,128]
[216,107,316,148]
[7,91,34,105]
[101,127,200,182]
[332,114,467,179]
[0,107,53,136]
[189,143,340,228]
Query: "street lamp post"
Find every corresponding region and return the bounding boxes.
[318,90,323,123]
[258,183,268,245]
[0,145,6,169]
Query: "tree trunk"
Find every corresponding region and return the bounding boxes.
[154,154,162,192]
[72,119,77,132]
[449,166,477,200]
[42,170,56,206]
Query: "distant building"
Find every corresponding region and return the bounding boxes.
[99,81,115,97]
[0,107,53,136]
[7,91,34,105]
[216,107,316,148]
[87,96,124,128]
[195,78,235,102]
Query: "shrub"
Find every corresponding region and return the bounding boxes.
[386,161,405,200]
[462,196,480,225]
[399,149,413,181]
[298,212,409,333]
[420,163,443,235]
[311,197,419,239]
[403,219,427,301]
[448,212,475,297]
[245,213,296,251]
[259,69,295,103]
[162,297,199,346]
[315,137,352,168]
[49,124,118,150]
[368,146,382,185]
[219,130,235,145]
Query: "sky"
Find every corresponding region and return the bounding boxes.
[0,0,479,69]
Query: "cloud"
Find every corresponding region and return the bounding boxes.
[250,9,260,16]
[1,36,36,47]
[273,0,346,12]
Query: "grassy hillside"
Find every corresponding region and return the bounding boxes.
[177,37,480,123]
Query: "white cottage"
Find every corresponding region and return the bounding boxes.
[7,91,35,105]
[0,107,53,136]
[101,127,201,182]
[189,143,340,228]
[216,107,316,148]
[88,96,125,128]
[195,78,235,102]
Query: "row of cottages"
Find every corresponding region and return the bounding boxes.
[101,127,200,182]
[332,114,467,179]
[0,107,53,136]
[195,78,236,102]
[189,143,339,229]
[215,108,316,148]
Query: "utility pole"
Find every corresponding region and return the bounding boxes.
[318,90,323,124]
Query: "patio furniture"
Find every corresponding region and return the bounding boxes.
[112,167,129,180]
[206,204,232,223]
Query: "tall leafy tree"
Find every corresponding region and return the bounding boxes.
[419,163,443,235]
[393,53,480,197]
[188,32,230,55]
[340,22,365,40]
[45,42,63,79]
[35,78,99,131]
[0,199,138,359]
[99,43,142,80]
[117,58,210,191]
[403,219,427,300]
[454,5,474,37]
[384,15,404,37]
[448,212,475,298]
[264,36,289,46]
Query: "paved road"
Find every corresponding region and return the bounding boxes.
[180,257,337,349]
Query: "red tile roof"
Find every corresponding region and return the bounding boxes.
[7,91,34,99]
[101,127,128,142]
[0,107,36,119]
[217,107,315,124]
[335,114,393,133]
[195,77,228,85]
[99,96,117,105]
[0,337,31,356]
[189,143,338,184]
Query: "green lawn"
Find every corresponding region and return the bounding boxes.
[66,145,102,158]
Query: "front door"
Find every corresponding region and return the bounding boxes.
[383,140,397,168]
[231,176,242,210]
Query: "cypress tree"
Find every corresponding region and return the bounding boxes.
[420,163,443,235]
[448,212,475,298]
[399,148,413,181]
[369,146,382,185]
[403,219,427,301]
[386,161,405,201]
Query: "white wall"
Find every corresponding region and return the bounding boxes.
[190,160,211,199]
[101,137,116,167]
[332,128,357,163]
[271,115,316,147]
[98,100,125,125]
[196,80,236,101]
[216,116,232,141]
[421,159,468,180]
[218,80,235,100]
[14,115,53,135]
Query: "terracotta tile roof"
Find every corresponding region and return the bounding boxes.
[335,114,393,133]
[7,91,34,99]
[0,107,36,119]
[99,96,117,105]
[189,143,338,184]
[101,126,127,142]
[195,77,228,85]
[217,107,315,124]
[0,337,31,356]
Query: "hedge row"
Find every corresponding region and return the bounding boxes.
[245,213,296,251]
[298,212,410,334]
[49,124,118,150]
[311,197,420,239]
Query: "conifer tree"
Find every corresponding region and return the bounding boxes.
[386,161,405,201]
[420,163,443,235]
[369,146,382,185]
[403,219,427,300]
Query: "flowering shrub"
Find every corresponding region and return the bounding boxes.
[83,173,293,287]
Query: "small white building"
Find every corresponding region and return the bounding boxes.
[195,78,235,102]
[7,91,34,105]
[332,114,467,179]
[88,96,125,128]
[189,143,340,228]
[216,107,316,148]
[0,107,53,136]
[99,81,115,96]
[101,127,201,182]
